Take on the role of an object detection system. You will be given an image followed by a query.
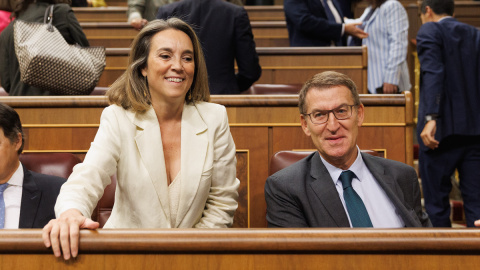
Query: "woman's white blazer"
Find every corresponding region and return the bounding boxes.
[55,102,239,228]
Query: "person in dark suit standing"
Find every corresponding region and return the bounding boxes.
[283,0,368,46]
[0,103,66,228]
[156,0,261,95]
[416,0,480,227]
[265,71,431,228]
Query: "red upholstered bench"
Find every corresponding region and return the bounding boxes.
[269,150,379,175]
[20,152,115,227]
[20,152,81,179]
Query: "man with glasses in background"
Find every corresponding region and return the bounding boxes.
[264,71,431,228]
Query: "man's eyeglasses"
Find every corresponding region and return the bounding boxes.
[303,105,357,125]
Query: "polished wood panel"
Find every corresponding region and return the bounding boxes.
[245,5,285,21]
[80,21,289,48]
[234,151,249,228]
[73,6,286,22]
[1,229,480,269]
[0,93,413,227]
[98,46,368,93]
[74,7,128,22]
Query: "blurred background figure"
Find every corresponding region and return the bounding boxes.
[128,0,178,30]
[417,0,480,228]
[0,0,89,96]
[0,9,11,34]
[0,0,15,34]
[347,0,410,94]
[157,0,261,94]
[283,0,368,46]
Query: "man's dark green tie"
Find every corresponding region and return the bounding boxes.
[339,170,373,227]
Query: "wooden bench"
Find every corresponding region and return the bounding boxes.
[80,21,289,48]
[75,2,480,27]
[73,5,286,22]
[99,46,368,92]
[1,92,413,227]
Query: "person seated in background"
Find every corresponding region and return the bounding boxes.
[156,0,261,95]
[0,0,89,96]
[0,103,66,229]
[283,0,368,46]
[43,18,240,260]
[265,71,431,228]
[347,0,410,94]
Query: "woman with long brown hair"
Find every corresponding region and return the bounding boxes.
[42,18,239,260]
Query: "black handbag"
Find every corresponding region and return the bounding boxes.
[13,5,106,95]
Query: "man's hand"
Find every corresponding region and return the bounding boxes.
[130,18,148,30]
[475,220,480,227]
[42,209,99,260]
[345,22,368,39]
[383,83,399,94]
[420,120,439,150]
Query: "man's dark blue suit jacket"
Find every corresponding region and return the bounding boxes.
[416,18,480,151]
[284,0,345,46]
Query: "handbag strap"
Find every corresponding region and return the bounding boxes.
[43,5,54,32]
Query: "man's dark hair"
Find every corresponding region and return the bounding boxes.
[0,103,24,155]
[298,71,361,114]
[420,0,454,16]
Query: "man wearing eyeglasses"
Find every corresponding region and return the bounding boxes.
[265,71,431,228]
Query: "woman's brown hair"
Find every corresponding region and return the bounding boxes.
[107,18,210,113]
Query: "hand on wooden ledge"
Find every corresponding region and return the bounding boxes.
[42,209,99,261]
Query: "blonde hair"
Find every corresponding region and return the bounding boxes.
[107,18,210,113]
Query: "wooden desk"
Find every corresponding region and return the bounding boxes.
[100,46,368,92]
[0,93,413,227]
[2,229,480,269]
[80,21,289,48]
[73,5,286,22]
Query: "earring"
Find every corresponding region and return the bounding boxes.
[188,90,192,100]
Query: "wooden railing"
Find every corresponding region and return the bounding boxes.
[2,229,480,269]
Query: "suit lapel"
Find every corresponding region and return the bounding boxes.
[19,168,41,228]
[331,0,344,20]
[175,104,208,227]
[133,107,170,222]
[309,152,350,227]
[361,153,418,226]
